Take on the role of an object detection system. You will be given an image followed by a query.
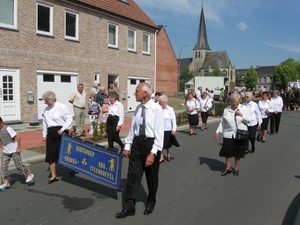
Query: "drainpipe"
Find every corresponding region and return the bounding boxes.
[154,29,158,92]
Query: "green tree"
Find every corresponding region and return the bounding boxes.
[271,58,299,89]
[179,66,194,92]
[244,66,258,90]
[207,67,223,76]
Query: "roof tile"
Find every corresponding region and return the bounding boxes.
[73,0,157,28]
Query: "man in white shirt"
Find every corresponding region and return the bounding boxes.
[69,84,86,137]
[116,82,164,218]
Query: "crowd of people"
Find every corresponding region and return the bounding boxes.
[0,81,287,219]
[214,89,283,177]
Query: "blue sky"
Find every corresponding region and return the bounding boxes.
[135,0,300,69]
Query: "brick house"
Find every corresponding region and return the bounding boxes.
[0,0,157,123]
[155,25,178,96]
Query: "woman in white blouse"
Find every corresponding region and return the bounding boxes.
[214,93,251,176]
[186,92,200,135]
[258,91,271,143]
[199,92,212,131]
[159,95,177,162]
[269,90,283,135]
[242,92,262,153]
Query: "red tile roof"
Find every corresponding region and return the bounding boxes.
[70,0,157,29]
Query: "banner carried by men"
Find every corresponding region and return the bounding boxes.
[58,134,122,190]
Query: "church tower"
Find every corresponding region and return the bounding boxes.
[193,5,211,75]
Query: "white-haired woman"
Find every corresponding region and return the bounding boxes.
[159,95,178,162]
[214,93,250,176]
[42,91,73,183]
[242,92,262,154]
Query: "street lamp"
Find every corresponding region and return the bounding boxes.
[178,44,189,95]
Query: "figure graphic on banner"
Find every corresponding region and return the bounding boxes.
[109,158,115,171]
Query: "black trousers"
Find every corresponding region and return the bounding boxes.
[270,112,281,134]
[106,115,124,149]
[124,138,160,210]
[247,124,258,149]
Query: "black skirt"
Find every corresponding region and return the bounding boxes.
[45,126,68,163]
[163,131,172,149]
[219,137,247,159]
[188,114,199,126]
[261,117,270,130]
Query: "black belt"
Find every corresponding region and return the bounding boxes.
[108,115,118,117]
[74,106,85,109]
[48,126,62,130]
[134,136,155,141]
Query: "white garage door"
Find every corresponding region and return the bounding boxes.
[127,77,149,111]
[37,71,78,120]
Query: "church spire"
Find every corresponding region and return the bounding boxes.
[193,5,210,51]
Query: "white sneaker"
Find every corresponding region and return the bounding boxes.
[26,173,34,183]
[0,183,10,189]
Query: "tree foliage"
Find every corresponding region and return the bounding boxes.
[179,66,194,92]
[244,66,258,90]
[207,67,223,76]
[271,58,299,89]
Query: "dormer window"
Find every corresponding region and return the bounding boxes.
[119,0,129,4]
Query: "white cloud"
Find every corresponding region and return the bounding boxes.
[237,22,248,30]
[265,42,300,53]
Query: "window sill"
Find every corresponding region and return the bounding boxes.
[142,52,151,56]
[36,33,54,38]
[128,50,137,54]
[108,46,119,50]
[65,38,80,43]
[0,26,19,32]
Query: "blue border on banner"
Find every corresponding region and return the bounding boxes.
[58,134,122,189]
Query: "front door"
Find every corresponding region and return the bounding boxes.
[0,68,20,122]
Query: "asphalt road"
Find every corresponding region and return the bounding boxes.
[1,111,300,225]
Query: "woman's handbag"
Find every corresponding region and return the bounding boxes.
[234,111,249,141]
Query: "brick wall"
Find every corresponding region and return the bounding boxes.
[156,27,178,97]
[0,0,156,122]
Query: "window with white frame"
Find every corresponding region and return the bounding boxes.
[0,0,17,29]
[143,33,150,54]
[65,11,78,40]
[128,29,136,51]
[36,3,53,35]
[108,23,118,48]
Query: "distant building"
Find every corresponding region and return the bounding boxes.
[236,66,276,91]
[179,5,236,90]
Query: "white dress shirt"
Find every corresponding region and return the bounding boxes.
[258,99,271,118]
[242,101,262,126]
[199,97,212,112]
[186,98,199,115]
[162,105,177,131]
[42,102,73,138]
[269,96,283,113]
[125,99,164,155]
[108,100,124,126]
[216,104,251,138]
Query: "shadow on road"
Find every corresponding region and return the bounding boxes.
[282,192,300,225]
[199,156,225,172]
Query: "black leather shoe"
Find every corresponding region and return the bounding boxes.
[115,209,135,218]
[143,207,153,215]
[252,147,255,153]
